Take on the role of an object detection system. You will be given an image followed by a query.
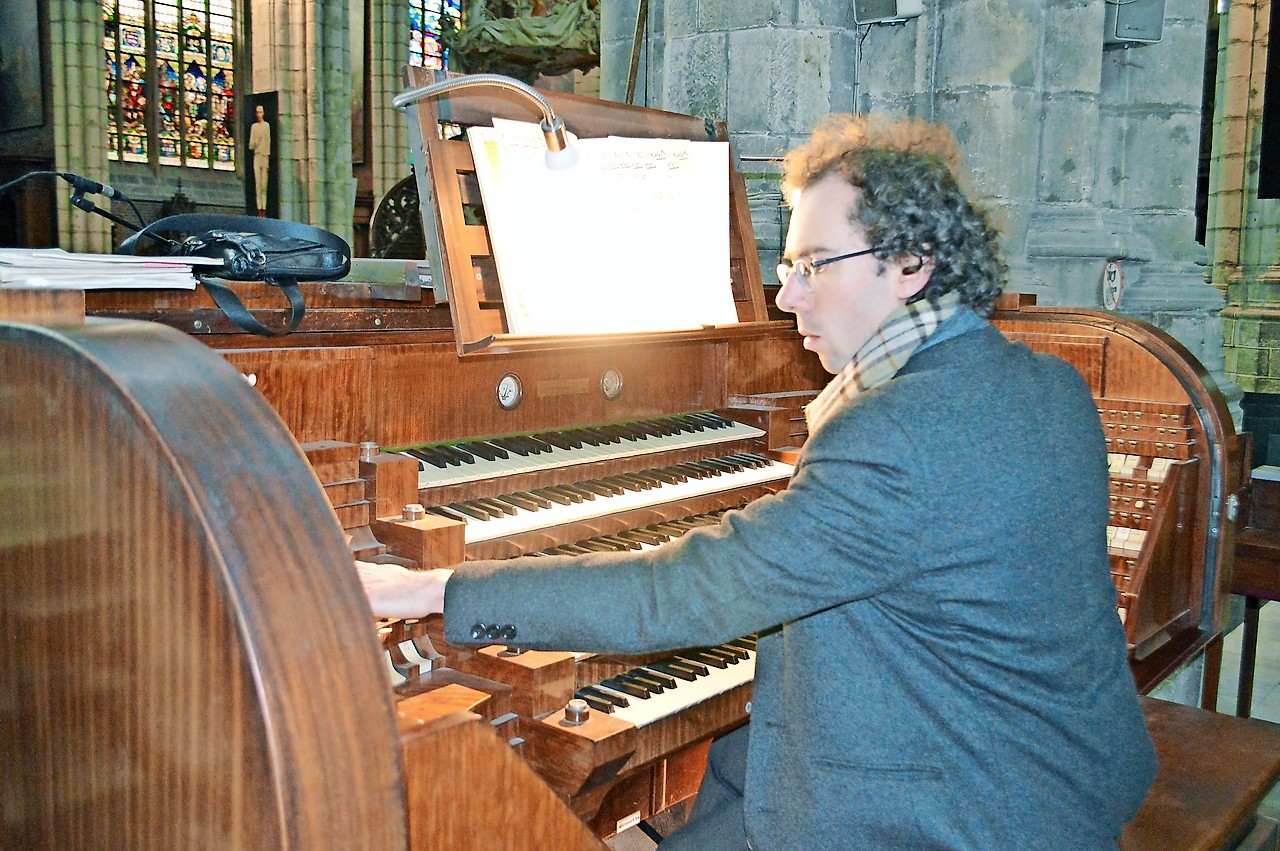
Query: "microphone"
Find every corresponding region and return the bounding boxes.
[59,172,121,200]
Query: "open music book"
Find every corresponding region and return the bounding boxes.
[468,119,738,336]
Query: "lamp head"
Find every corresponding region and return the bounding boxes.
[540,118,578,171]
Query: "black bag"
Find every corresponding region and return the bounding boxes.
[118,213,351,336]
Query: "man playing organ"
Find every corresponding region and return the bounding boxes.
[359,114,1156,849]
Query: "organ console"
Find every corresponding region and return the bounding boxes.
[0,80,1247,847]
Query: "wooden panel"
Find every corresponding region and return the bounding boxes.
[223,346,374,444]
[373,513,467,569]
[993,303,1247,697]
[371,339,731,448]
[401,712,605,851]
[0,317,405,849]
[363,452,422,518]
[724,332,826,399]
[0,288,84,326]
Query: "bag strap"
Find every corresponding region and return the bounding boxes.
[200,276,305,337]
[118,214,350,337]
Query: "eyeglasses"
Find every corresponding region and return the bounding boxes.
[776,246,883,291]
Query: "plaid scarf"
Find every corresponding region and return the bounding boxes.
[805,291,961,434]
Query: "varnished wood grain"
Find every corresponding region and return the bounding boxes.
[400,712,605,851]
[0,317,405,849]
[373,513,467,569]
[362,451,421,518]
[459,646,580,717]
[0,287,85,325]
[1122,697,1280,851]
[397,684,493,728]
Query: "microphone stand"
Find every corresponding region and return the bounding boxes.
[0,169,177,252]
[69,191,176,251]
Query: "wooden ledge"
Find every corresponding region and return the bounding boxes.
[1121,697,1280,851]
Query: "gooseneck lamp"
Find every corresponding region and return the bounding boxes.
[391,73,578,170]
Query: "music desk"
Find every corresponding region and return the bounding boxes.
[1232,469,1280,718]
[1123,698,1280,851]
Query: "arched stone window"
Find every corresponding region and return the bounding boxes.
[103,0,236,171]
[409,0,460,68]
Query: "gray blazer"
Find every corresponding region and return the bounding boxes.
[444,317,1157,849]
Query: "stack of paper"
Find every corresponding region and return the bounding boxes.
[0,248,222,290]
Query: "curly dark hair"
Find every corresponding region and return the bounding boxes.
[781,114,1006,314]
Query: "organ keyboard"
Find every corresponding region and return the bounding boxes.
[432,450,791,544]
[401,412,766,489]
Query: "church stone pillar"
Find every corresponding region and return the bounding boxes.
[249,0,354,240]
[600,1,1227,405]
[368,0,412,209]
[50,0,112,253]
[1097,0,1231,400]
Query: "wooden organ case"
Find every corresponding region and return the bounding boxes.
[992,297,1246,695]
[0,84,1245,847]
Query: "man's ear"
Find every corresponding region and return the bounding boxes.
[894,254,934,300]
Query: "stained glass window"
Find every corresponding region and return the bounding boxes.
[104,0,236,171]
[409,0,460,69]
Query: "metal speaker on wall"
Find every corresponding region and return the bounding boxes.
[852,0,924,26]
[1103,0,1165,46]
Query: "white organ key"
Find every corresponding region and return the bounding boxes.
[397,638,440,671]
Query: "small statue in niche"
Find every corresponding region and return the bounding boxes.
[248,104,271,216]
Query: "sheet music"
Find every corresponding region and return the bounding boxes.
[468,120,737,336]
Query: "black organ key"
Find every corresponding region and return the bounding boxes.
[575,693,615,713]
[637,668,677,689]
[448,502,491,521]
[457,441,504,461]
[700,647,741,665]
[682,650,728,669]
[547,484,588,503]
[495,494,539,512]
[578,685,628,708]
[579,480,618,497]
[650,660,700,681]
[620,671,667,694]
[405,447,451,469]
[530,488,572,506]
[671,656,710,676]
[601,677,650,699]
[476,497,518,516]
[621,529,664,546]
[427,505,470,523]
